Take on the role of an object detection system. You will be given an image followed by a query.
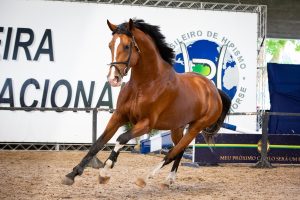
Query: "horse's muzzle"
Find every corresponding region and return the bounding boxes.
[107,66,122,87]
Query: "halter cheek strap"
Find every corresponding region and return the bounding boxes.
[108,36,140,77]
[109,42,133,77]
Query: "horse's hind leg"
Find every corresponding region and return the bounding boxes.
[162,128,184,187]
[160,151,185,189]
[138,120,206,188]
[137,128,185,188]
[162,120,207,167]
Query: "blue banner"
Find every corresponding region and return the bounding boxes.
[268,63,300,134]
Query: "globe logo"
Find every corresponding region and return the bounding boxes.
[173,40,239,100]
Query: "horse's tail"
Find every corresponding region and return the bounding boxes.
[202,89,231,144]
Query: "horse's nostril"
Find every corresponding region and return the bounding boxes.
[114,76,120,82]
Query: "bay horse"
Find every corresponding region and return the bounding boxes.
[62,19,231,188]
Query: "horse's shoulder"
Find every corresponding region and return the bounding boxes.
[117,83,132,101]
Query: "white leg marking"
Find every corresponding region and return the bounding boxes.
[166,171,176,184]
[147,161,164,179]
[114,142,124,152]
[100,160,112,177]
[136,161,165,188]
[100,142,123,177]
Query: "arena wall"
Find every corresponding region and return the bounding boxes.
[0,0,259,143]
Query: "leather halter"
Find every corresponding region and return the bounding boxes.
[108,35,140,77]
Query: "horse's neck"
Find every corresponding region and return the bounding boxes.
[130,35,173,85]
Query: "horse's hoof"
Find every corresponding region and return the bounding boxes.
[62,176,74,185]
[98,175,110,184]
[135,177,146,188]
[159,183,170,190]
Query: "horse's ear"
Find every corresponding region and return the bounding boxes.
[107,20,117,32]
[128,18,134,31]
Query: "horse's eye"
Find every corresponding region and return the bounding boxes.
[124,45,130,50]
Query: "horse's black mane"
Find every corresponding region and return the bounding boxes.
[113,19,175,65]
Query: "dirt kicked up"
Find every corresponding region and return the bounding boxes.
[0,151,299,200]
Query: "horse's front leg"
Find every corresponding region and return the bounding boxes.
[99,119,150,184]
[98,131,130,184]
[62,112,126,185]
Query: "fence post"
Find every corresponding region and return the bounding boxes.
[92,108,97,144]
[87,108,104,169]
[255,111,272,168]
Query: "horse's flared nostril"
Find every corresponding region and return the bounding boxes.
[114,76,120,83]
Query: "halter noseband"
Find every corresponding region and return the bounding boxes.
[108,35,140,77]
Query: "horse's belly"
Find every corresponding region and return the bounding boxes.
[154,104,197,130]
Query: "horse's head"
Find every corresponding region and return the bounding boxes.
[106,19,140,87]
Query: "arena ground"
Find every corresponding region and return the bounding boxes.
[0,151,299,200]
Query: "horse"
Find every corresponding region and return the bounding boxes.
[62,18,231,188]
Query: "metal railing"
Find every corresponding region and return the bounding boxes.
[227,111,300,168]
[1,107,300,168]
[0,107,134,152]
[255,112,300,168]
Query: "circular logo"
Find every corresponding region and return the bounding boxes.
[173,39,239,100]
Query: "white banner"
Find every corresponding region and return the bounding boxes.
[0,0,258,143]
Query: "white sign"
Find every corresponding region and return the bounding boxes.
[0,0,258,143]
